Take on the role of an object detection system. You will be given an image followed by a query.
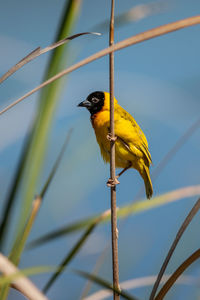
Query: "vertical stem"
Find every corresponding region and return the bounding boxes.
[109,0,120,299]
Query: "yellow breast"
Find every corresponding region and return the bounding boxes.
[91,110,111,163]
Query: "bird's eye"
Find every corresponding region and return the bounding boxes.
[92,97,99,104]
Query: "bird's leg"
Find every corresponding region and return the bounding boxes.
[116,161,132,179]
[107,177,120,187]
[107,133,117,142]
[107,162,132,187]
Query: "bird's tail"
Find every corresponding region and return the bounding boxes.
[142,165,153,199]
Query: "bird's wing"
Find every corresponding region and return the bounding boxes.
[114,106,152,165]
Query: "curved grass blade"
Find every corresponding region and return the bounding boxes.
[150,197,200,300]
[43,210,110,293]
[0,32,100,85]
[74,270,137,300]
[154,249,200,300]
[1,15,200,116]
[28,185,200,249]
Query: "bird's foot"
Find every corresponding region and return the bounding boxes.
[106,177,120,187]
[107,133,117,142]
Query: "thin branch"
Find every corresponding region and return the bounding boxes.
[109,1,120,299]
[0,253,48,300]
[0,15,200,115]
[0,32,101,85]
[154,248,200,300]
[149,197,200,300]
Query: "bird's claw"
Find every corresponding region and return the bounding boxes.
[107,133,117,142]
[106,177,120,187]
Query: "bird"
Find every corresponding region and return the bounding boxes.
[78,91,153,199]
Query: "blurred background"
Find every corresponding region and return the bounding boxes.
[0,0,200,299]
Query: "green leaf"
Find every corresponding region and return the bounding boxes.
[43,211,110,293]
[74,270,138,300]
[27,215,98,249]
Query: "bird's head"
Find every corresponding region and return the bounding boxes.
[78,91,105,115]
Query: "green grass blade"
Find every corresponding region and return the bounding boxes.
[15,0,83,245]
[0,1,83,299]
[40,128,73,198]
[0,128,33,252]
[27,215,98,249]
[9,128,73,271]
[43,211,110,293]
[28,185,200,249]
[74,270,138,300]
[0,266,54,286]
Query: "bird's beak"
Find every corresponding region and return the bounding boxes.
[77,99,91,108]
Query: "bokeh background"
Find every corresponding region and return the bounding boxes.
[0,0,200,299]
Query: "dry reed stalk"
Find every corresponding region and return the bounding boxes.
[109,0,120,299]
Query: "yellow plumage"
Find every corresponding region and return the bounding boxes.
[78,91,153,199]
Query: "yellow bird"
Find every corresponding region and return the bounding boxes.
[78,91,153,199]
